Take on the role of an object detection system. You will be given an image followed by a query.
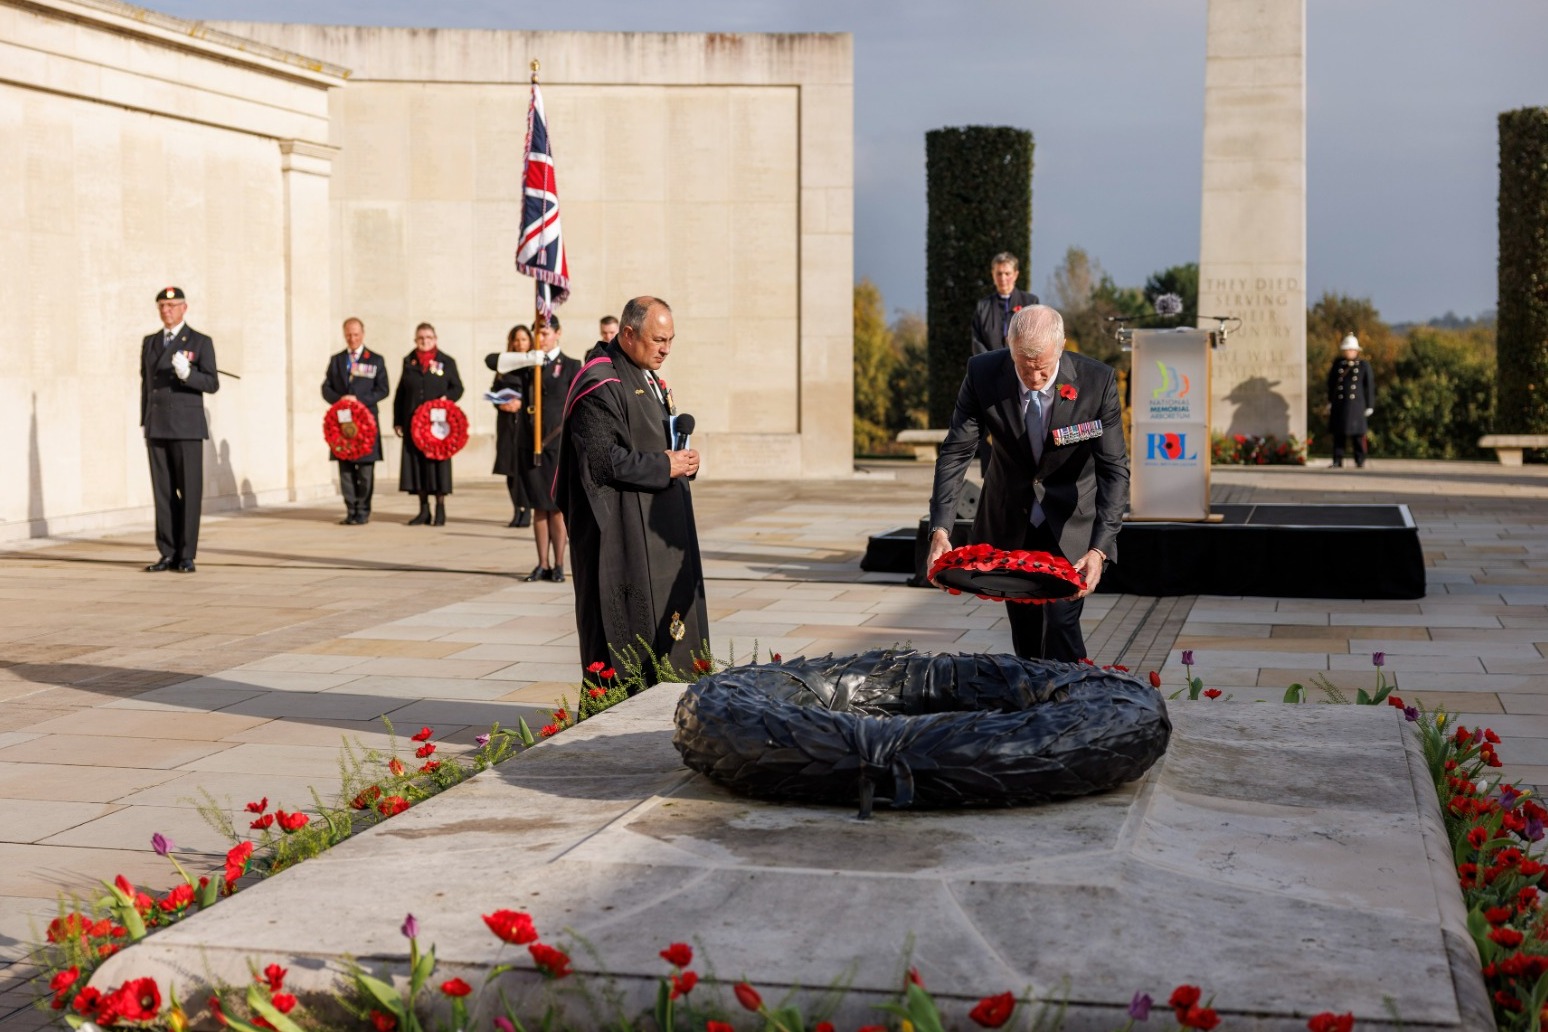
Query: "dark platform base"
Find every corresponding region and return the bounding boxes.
[860,504,1426,599]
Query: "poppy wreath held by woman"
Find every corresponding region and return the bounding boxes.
[929,544,1086,604]
[322,398,379,463]
[409,399,469,460]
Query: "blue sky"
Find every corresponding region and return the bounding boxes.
[161,1,1547,323]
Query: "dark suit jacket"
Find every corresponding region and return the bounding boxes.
[322,348,391,462]
[930,349,1129,563]
[141,325,219,440]
[971,289,1041,355]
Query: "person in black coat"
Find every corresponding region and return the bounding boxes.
[140,286,219,573]
[1327,334,1375,468]
[321,317,391,524]
[927,305,1129,662]
[971,252,1041,355]
[487,324,534,527]
[514,315,579,582]
[392,322,464,525]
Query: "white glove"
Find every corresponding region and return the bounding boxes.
[1364,408,1373,417]
[496,350,546,374]
[171,351,191,380]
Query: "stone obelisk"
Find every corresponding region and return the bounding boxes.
[1196,0,1307,440]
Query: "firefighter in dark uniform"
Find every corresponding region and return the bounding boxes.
[322,317,391,524]
[140,286,219,573]
[1327,333,1375,468]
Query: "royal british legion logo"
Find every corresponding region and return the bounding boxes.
[1145,432,1199,464]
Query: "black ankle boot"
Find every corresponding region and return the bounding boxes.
[510,508,531,528]
[407,500,431,525]
[433,499,446,526]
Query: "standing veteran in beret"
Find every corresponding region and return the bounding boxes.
[926,305,1129,662]
[140,286,219,573]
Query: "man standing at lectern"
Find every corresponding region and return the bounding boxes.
[140,286,220,573]
[927,306,1128,661]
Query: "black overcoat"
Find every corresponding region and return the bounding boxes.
[393,351,465,495]
[484,356,527,477]
[930,349,1129,564]
[1327,357,1374,436]
[555,342,709,683]
[971,289,1041,355]
[141,326,219,439]
[321,348,390,463]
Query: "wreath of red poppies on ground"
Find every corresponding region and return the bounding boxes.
[322,398,379,462]
[410,399,469,460]
[928,544,1086,604]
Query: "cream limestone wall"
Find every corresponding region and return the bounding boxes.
[1196,0,1307,441]
[210,24,855,481]
[0,0,344,544]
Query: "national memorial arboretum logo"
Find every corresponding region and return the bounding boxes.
[1146,361,1194,421]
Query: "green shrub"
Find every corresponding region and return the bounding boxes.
[925,126,1034,428]
[1373,327,1496,459]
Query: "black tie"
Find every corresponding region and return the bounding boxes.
[1001,297,1012,341]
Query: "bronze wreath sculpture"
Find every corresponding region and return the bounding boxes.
[322,398,379,462]
[673,649,1171,819]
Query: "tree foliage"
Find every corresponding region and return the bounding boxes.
[925,126,1034,427]
[1497,107,1548,438]
[853,281,928,455]
[1143,262,1199,329]
[1045,246,1145,366]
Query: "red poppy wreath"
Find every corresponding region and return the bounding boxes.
[928,544,1086,604]
[409,399,469,460]
[322,398,379,462]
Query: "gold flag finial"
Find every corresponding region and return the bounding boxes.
[530,59,540,83]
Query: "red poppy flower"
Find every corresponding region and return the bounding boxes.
[706,1023,734,1032]
[74,987,102,1016]
[249,812,275,830]
[1169,986,1202,1011]
[245,798,268,814]
[389,757,406,776]
[907,967,925,988]
[601,667,616,680]
[970,991,1017,1028]
[771,652,782,662]
[659,942,693,967]
[587,661,607,674]
[370,1011,397,1032]
[377,795,410,816]
[483,909,539,945]
[1490,927,1525,947]
[440,978,473,997]
[272,993,298,1014]
[411,727,433,742]
[735,982,763,1011]
[553,708,569,723]
[669,971,698,999]
[529,942,573,978]
[224,842,254,887]
[50,967,80,993]
[1178,1006,1220,1030]
[159,883,195,912]
[415,742,437,759]
[693,658,714,674]
[1059,384,1078,400]
[1307,1014,1354,1032]
[351,786,383,810]
[258,964,286,992]
[109,977,162,1022]
[540,724,561,737]
[588,687,605,698]
[1386,694,1404,708]
[275,810,310,833]
[814,1024,835,1032]
[1148,671,1162,688]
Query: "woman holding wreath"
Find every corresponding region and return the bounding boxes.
[487,324,534,528]
[393,322,464,525]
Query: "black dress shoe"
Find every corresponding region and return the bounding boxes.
[174,560,196,573]
[358,512,371,524]
[406,512,431,526]
[432,502,446,526]
[524,566,551,582]
[339,515,358,525]
[511,509,531,528]
[144,558,173,572]
[551,565,565,583]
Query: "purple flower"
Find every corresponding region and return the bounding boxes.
[475,733,491,748]
[151,832,173,857]
[1128,991,1153,1021]
[1527,816,1546,843]
[1372,651,1386,668]
[1181,650,1195,666]
[1501,785,1522,808]
[1403,705,1419,722]
[401,913,419,940]
[494,1019,516,1032]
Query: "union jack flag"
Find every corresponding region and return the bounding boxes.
[515,80,569,317]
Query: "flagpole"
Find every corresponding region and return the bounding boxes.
[529,59,543,463]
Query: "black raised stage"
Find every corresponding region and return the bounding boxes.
[859,504,1425,600]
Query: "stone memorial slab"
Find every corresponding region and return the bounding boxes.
[95,686,1489,1031]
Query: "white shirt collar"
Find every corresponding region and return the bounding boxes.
[163,322,185,339]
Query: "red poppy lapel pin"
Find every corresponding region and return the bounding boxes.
[1059,383,1078,401]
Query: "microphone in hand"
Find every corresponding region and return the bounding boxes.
[672,412,696,451]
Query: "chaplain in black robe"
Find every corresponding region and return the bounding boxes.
[555,296,709,685]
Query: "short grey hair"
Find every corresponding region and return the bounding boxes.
[620,296,672,336]
[990,252,1020,271]
[1007,305,1065,354]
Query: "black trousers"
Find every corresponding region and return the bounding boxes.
[339,460,376,516]
[1331,433,1367,466]
[1005,521,1087,662]
[147,438,203,562]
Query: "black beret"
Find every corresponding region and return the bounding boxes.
[156,286,186,302]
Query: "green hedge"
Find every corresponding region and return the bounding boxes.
[925,126,1034,428]
[1497,107,1548,436]
[1373,328,1496,459]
